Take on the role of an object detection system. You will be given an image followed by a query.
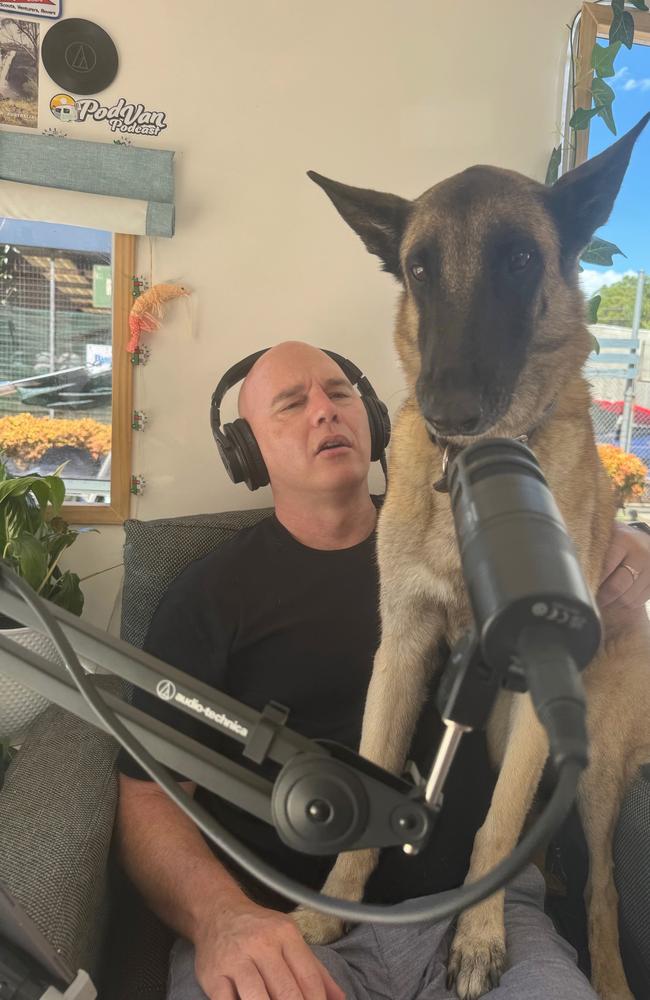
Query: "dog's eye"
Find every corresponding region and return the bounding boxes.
[509,249,534,272]
[410,263,426,282]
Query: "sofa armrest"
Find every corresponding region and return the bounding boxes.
[615,763,650,995]
[0,676,127,980]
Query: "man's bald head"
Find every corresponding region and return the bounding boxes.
[238,341,345,424]
[232,339,373,501]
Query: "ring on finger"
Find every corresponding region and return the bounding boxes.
[622,563,640,584]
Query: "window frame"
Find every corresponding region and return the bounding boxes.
[574,2,650,168]
[58,232,134,525]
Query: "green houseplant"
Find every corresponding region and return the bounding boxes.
[0,458,94,777]
[0,457,90,618]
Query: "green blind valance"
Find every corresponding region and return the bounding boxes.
[0,132,175,237]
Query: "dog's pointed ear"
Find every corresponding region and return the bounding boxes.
[308,170,410,277]
[548,111,649,261]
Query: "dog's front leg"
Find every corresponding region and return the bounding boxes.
[293,586,444,945]
[447,693,549,1000]
[578,740,638,1000]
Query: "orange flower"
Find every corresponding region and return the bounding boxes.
[597,443,648,506]
[0,414,111,467]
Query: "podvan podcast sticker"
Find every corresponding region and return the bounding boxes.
[0,1,61,18]
[50,93,168,135]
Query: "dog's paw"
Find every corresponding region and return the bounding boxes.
[291,905,345,945]
[591,969,634,1000]
[590,919,635,999]
[446,936,506,1000]
[595,988,634,1000]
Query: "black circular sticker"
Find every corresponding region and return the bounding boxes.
[42,18,118,95]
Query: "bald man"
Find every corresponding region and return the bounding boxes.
[235,342,378,549]
[117,342,650,1000]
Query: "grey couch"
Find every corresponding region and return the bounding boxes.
[0,508,648,999]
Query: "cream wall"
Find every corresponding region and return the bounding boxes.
[39,0,581,630]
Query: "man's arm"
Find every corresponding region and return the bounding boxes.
[116,551,343,998]
[115,774,242,941]
[116,772,344,1000]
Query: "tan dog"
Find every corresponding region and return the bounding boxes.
[294,113,650,1000]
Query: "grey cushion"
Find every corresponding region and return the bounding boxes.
[615,764,650,990]
[121,509,273,648]
[0,675,127,980]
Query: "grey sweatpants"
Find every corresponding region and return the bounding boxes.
[166,864,598,999]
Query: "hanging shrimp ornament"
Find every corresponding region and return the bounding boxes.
[127,283,191,353]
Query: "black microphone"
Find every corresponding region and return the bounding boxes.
[447,438,601,676]
[447,438,598,767]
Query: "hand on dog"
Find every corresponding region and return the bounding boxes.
[597,522,650,612]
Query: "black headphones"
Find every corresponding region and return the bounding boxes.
[210,348,391,491]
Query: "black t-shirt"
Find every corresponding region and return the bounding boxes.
[117,514,495,908]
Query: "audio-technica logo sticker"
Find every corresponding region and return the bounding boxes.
[156,679,176,701]
[65,41,96,73]
[175,692,249,737]
[154,680,249,737]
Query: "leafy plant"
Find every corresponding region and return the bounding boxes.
[596,273,650,326]
[0,459,95,617]
[547,0,647,327]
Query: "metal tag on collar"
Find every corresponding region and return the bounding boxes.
[433,434,529,494]
[433,445,451,493]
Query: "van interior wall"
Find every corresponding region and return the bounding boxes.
[44,0,581,630]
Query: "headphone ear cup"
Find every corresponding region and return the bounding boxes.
[363,396,391,462]
[221,419,269,491]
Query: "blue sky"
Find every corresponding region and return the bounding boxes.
[579,39,650,298]
[0,217,110,253]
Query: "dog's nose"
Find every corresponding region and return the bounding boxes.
[421,393,484,437]
[427,412,483,436]
[417,376,484,437]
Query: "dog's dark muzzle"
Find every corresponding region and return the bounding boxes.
[425,412,484,437]
[418,383,485,438]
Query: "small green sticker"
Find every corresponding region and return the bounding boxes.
[93,265,113,308]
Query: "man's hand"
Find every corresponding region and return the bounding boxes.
[193,896,345,1000]
[597,522,650,612]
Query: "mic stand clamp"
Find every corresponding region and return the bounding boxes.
[403,630,502,854]
[243,701,290,764]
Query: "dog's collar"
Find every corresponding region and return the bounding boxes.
[431,400,557,494]
[432,435,530,493]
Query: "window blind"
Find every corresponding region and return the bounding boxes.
[0,132,175,237]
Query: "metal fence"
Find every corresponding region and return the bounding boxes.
[589,377,650,470]
[0,244,111,419]
[587,274,650,505]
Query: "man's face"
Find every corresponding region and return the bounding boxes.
[241,344,373,498]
